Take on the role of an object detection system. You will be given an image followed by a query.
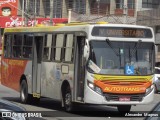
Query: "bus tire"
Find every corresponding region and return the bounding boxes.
[20,80,31,104]
[117,105,131,113]
[64,87,74,112]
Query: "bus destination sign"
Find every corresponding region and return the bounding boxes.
[92,27,152,38]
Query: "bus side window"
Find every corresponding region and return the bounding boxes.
[23,34,33,59]
[64,34,74,62]
[4,34,12,58]
[13,47,21,58]
[43,34,52,61]
[54,34,64,61]
[23,47,32,58]
[12,34,23,58]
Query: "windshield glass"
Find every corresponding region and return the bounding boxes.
[87,40,155,75]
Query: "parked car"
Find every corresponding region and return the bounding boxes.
[0,99,45,120]
[154,67,160,93]
[0,99,26,120]
[144,102,160,120]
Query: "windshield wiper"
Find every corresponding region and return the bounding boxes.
[130,39,142,58]
[106,39,120,56]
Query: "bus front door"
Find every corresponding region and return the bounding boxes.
[32,35,44,97]
[75,36,85,102]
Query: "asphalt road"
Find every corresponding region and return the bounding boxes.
[0,84,159,120]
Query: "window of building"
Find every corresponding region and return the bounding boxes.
[43,34,53,61]
[53,0,62,18]
[90,0,110,15]
[128,0,135,9]
[64,34,74,62]
[116,0,124,9]
[54,34,64,61]
[67,0,73,9]
[142,0,160,8]
[44,0,50,16]
[152,0,160,8]
[28,0,40,16]
[74,0,86,14]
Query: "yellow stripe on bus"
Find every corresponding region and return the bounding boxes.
[93,74,153,82]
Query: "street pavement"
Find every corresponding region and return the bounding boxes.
[0,84,159,120]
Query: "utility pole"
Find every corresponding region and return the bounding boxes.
[34,0,37,26]
[68,9,71,23]
[123,0,128,24]
[21,0,24,26]
[123,5,128,24]
[50,0,54,25]
[96,0,100,17]
[25,0,28,26]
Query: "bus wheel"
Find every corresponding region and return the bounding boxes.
[20,80,31,104]
[64,87,74,112]
[117,105,131,113]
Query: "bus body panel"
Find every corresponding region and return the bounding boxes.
[40,62,74,100]
[23,61,33,94]
[1,58,28,91]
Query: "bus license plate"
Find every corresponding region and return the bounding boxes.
[119,97,130,101]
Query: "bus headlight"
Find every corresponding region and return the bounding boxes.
[87,80,103,95]
[95,86,103,95]
[145,85,154,96]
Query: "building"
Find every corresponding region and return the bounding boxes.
[0,0,68,28]
[1,0,160,27]
[137,8,160,63]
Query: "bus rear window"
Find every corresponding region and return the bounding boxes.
[92,27,153,38]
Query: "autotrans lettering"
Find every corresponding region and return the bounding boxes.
[105,87,143,92]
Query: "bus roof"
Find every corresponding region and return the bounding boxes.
[4,23,152,33]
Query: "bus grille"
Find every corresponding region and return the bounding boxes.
[104,93,144,101]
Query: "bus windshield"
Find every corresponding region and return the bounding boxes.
[87,40,155,75]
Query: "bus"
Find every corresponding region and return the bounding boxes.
[1,22,155,112]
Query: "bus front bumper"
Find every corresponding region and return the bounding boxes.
[84,85,154,105]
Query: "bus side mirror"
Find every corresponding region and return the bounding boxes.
[83,39,89,60]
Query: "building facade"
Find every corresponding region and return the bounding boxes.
[1,0,159,26]
[137,7,160,62]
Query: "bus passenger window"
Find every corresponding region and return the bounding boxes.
[43,34,52,61]
[23,47,32,58]
[12,34,23,58]
[43,48,50,60]
[4,35,12,58]
[13,35,22,45]
[54,34,64,61]
[23,34,33,59]
[13,47,22,58]
[64,34,74,62]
